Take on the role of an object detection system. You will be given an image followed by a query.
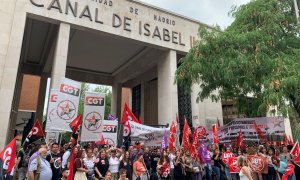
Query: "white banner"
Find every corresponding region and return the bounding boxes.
[81,120,118,145]
[81,92,106,141]
[129,121,169,147]
[206,117,285,144]
[45,89,58,132]
[102,120,118,146]
[51,78,81,132]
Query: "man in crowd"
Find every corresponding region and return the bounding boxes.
[28,147,53,180]
[46,143,62,180]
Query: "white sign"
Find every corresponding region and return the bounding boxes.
[206,117,285,143]
[51,78,81,132]
[129,121,169,147]
[81,120,118,145]
[81,92,106,141]
[45,89,58,132]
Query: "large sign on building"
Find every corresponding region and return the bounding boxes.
[27,0,200,52]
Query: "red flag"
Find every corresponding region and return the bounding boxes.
[169,121,176,153]
[282,163,295,180]
[95,135,106,145]
[67,148,75,180]
[217,118,221,128]
[235,129,244,148]
[69,114,82,146]
[182,118,191,151]
[228,157,240,173]
[190,128,200,160]
[121,103,140,124]
[212,124,219,144]
[175,114,180,148]
[0,137,16,175]
[253,122,267,143]
[290,140,300,158]
[23,120,45,149]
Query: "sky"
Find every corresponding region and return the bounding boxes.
[139,0,250,29]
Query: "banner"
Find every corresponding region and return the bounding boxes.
[207,117,285,143]
[228,157,240,173]
[246,155,267,173]
[129,121,169,147]
[45,89,58,132]
[51,78,81,132]
[222,152,235,166]
[80,92,105,141]
[81,119,118,145]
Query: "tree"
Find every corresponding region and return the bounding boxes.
[175,0,300,128]
[93,85,112,119]
[78,83,90,115]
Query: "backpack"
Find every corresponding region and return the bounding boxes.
[34,156,41,180]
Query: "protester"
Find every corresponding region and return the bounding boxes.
[183,151,194,180]
[237,156,252,180]
[107,148,123,180]
[28,147,53,180]
[133,153,148,180]
[173,150,184,180]
[46,143,62,180]
[157,149,170,179]
[118,169,128,180]
[74,150,88,180]
[119,151,133,180]
[61,168,69,180]
[95,149,109,179]
[83,148,96,180]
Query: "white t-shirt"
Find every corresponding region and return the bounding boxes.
[62,150,70,169]
[109,156,123,173]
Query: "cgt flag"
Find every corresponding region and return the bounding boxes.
[235,129,244,148]
[23,120,45,149]
[0,137,16,179]
[290,140,300,159]
[253,122,267,143]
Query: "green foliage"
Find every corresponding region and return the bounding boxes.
[78,83,90,115]
[93,85,112,119]
[176,0,300,118]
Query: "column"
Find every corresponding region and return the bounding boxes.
[35,73,49,124]
[0,0,27,148]
[50,23,70,89]
[157,50,178,126]
[111,82,122,119]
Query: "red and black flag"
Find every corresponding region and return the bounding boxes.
[122,103,140,149]
[0,137,16,179]
[69,114,82,146]
[23,120,45,149]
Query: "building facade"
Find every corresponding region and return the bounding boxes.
[0,0,224,148]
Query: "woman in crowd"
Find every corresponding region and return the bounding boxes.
[119,151,133,180]
[107,148,123,180]
[83,148,96,180]
[173,150,185,180]
[157,149,171,179]
[267,148,277,180]
[95,149,110,179]
[238,156,253,180]
[74,150,88,180]
[133,153,148,180]
[212,148,222,180]
[183,150,194,180]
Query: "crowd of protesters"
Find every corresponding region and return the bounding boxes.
[13,140,300,180]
